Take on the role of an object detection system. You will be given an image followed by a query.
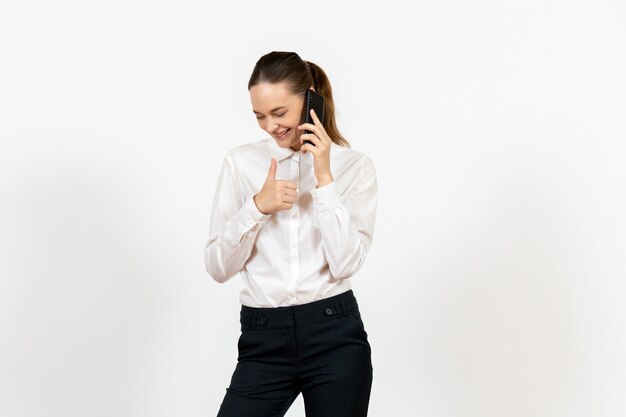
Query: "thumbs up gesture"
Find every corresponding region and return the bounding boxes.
[253,158,298,215]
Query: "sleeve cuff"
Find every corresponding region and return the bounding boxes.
[241,195,272,232]
[310,180,340,211]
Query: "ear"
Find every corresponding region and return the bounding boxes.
[309,86,316,92]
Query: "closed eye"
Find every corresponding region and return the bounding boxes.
[256,112,287,120]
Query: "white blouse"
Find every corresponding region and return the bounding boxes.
[203,137,378,307]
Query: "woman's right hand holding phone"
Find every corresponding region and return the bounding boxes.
[253,158,298,215]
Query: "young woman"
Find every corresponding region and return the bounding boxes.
[204,51,378,417]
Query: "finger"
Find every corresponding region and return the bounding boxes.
[297,122,318,133]
[283,188,298,198]
[298,121,329,145]
[282,194,297,203]
[301,143,320,156]
[266,157,277,181]
[300,133,321,147]
[310,108,322,127]
[279,181,298,190]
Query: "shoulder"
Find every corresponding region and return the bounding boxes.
[331,142,376,173]
[219,138,271,174]
[224,138,268,161]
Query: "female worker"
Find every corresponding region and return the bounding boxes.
[204,50,378,417]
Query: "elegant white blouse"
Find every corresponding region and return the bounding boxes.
[204,137,378,307]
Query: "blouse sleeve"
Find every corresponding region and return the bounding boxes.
[309,155,378,280]
[203,155,271,283]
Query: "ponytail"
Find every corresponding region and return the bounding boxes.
[304,60,350,148]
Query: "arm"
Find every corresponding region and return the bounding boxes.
[203,155,271,283]
[309,156,378,280]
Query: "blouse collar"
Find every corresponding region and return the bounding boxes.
[266,137,300,162]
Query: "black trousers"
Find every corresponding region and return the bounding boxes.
[216,289,373,417]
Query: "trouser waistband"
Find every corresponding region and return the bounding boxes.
[239,290,359,330]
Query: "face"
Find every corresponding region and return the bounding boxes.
[250,81,311,152]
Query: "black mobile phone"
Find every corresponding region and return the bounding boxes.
[301,89,325,146]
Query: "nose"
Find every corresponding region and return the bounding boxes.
[264,116,278,133]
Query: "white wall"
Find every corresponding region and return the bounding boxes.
[1,1,624,416]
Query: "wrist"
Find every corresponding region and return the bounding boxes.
[253,194,267,215]
[316,175,334,188]
[253,194,261,211]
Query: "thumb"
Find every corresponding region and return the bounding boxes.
[266,157,277,181]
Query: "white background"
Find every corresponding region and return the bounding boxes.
[1,1,625,416]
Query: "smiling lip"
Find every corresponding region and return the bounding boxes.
[275,128,290,138]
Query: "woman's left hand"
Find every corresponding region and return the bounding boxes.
[298,109,334,188]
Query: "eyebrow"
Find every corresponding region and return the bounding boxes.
[252,106,287,115]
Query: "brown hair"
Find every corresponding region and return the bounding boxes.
[248,51,350,148]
